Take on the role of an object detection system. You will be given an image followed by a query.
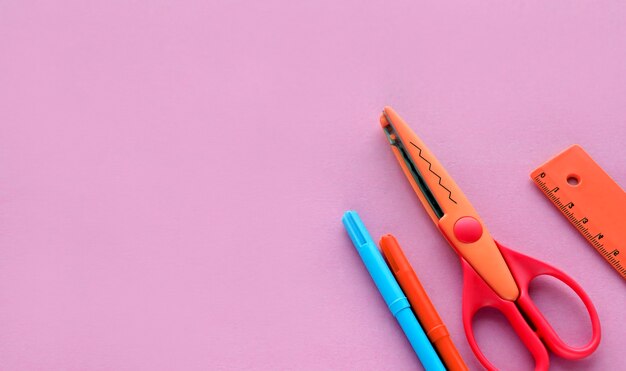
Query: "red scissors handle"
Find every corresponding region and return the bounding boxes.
[462,242,601,371]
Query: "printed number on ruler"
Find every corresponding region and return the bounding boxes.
[531,145,626,279]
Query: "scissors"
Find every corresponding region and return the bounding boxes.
[380,107,601,370]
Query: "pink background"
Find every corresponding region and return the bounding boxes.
[1,1,625,370]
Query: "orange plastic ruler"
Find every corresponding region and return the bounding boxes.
[531,145,626,280]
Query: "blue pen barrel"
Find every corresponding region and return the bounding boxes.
[396,308,446,371]
[342,211,445,371]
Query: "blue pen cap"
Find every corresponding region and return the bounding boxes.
[342,211,410,315]
[342,210,372,248]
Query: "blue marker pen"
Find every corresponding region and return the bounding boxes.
[342,211,445,371]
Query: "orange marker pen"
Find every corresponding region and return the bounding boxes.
[380,234,468,371]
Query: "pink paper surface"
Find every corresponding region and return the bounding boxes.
[1,1,625,370]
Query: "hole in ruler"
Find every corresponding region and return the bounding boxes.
[567,174,580,186]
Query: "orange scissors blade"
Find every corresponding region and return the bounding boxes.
[380,107,519,301]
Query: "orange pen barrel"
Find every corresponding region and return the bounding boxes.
[380,234,468,371]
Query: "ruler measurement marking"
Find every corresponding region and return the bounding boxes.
[533,173,626,277]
